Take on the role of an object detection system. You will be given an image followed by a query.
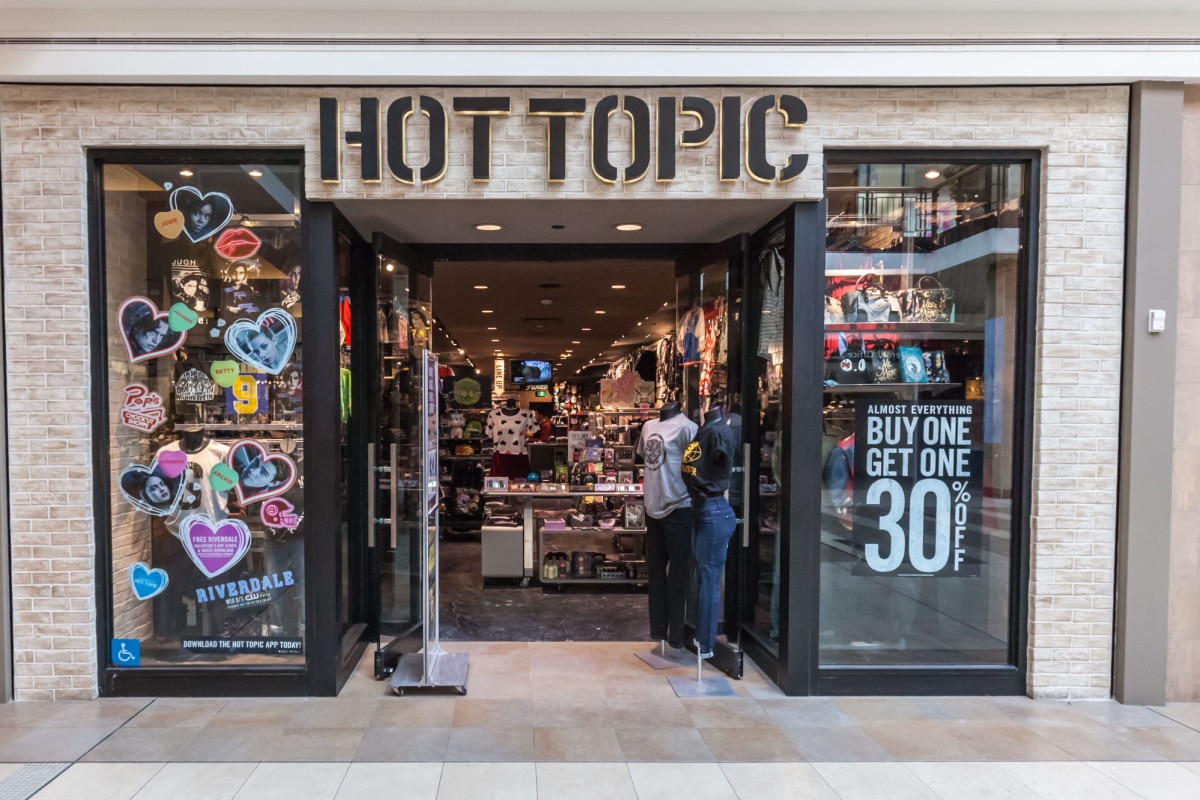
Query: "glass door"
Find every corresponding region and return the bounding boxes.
[362,235,434,679]
[675,235,747,679]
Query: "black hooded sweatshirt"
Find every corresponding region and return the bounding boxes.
[681,409,737,505]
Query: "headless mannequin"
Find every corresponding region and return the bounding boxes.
[703,406,724,426]
[502,398,519,415]
[659,401,681,421]
[179,428,210,454]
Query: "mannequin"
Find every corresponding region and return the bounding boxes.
[179,428,210,454]
[637,400,698,652]
[487,399,537,478]
[681,398,738,660]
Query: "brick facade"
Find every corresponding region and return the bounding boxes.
[0,85,1129,699]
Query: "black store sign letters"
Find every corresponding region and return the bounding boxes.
[319,94,808,185]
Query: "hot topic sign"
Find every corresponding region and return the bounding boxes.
[852,401,983,578]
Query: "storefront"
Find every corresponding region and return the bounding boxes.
[0,84,1131,700]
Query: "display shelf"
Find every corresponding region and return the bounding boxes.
[824,322,982,335]
[540,577,648,585]
[483,490,643,498]
[823,382,961,396]
[539,526,647,534]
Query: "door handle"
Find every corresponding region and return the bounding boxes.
[367,443,376,548]
[742,442,752,548]
[390,443,399,549]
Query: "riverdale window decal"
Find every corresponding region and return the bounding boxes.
[319,93,809,185]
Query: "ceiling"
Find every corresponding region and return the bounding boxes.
[431,259,677,381]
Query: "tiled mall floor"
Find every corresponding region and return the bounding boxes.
[2,642,1200,798]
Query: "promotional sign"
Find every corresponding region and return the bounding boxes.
[180,637,303,656]
[852,401,983,578]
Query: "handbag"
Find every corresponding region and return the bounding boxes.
[901,275,955,323]
[924,350,950,383]
[842,273,898,323]
[824,290,845,324]
[899,346,928,383]
[825,333,872,384]
[871,339,900,384]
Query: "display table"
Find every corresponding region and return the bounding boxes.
[480,489,646,587]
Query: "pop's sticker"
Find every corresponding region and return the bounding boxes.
[118,297,187,364]
[119,460,186,517]
[261,498,302,529]
[168,303,199,332]
[209,463,238,494]
[214,227,262,261]
[229,375,259,415]
[224,309,297,376]
[169,186,234,243]
[154,209,185,240]
[119,384,167,433]
[128,561,169,601]
[179,514,252,579]
[226,439,297,505]
[210,360,240,388]
[176,368,218,402]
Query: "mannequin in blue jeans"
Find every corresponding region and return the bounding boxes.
[681,405,738,658]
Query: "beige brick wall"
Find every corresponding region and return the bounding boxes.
[0,85,1129,699]
[1168,85,1200,700]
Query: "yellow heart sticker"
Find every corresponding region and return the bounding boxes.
[154,210,185,240]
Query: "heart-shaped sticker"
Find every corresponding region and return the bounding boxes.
[169,186,234,243]
[209,463,238,494]
[226,439,297,505]
[210,360,240,388]
[179,515,252,579]
[128,562,169,601]
[118,297,187,364]
[158,450,189,479]
[224,309,297,376]
[168,303,198,332]
[119,461,186,517]
[154,210,185,240]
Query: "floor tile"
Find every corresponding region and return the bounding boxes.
[335,763,443,800]
[1119,725,1200,760]
[286,699,380,730]
[0,764,20,781]
[80,727,199,762]
[371,698,457,728]
[862,721,984,761]
[783,727,895,762]
[834,698,925,725]
[38,700,153,729]
[354,728,450,762]
[904,762,1040,799]
[0,728,115,762]
[531,696,611,727]
[534,762,636,800]
[626,763,737,800]
[1181,761,1200,776]
[951,724,1075,760]
[719,762,840,800]
[206,699,304,728]
[260,728,365,761]
[994,761,1143,799]
[174,727,282,762]
[699,727,801,762]
[1088,760,1200,800]
[32,763,163,800]
[1152,703,1200,729]
[437,762,536,800]
[757,699,856,729]
[130,762,256,800]
[605,698,692,728]
[615,727,714,762]
[534,727,623,761]
[124,700,227,729]
[1067,702,1183,728]
[445,727,535,761]
[681,699,772,729]
[812,762,939,799]
[452,699,533,728]
[460,674,533,700]
[232,763,348,800]
[1030,721,1167,760]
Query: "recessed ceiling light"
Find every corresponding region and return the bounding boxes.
[613,223,642,232]
[473,285,488,290]
[474,223,502,231]
[385,263,394,272]
[491,339,500,342]
[179,168,194,177]
[487,326,497,331]
[662,302,668,307]
[248,169,263,178]
[611,284,627,290]
[481,309,494,314]
[925,170,941,179]
[571,340,580,344]
[581,327,591,332]
[594,310,606,315]
[541,299,553,306]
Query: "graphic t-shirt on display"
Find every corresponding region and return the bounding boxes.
[487,408,538,455]
[155,439,231,537]
[637,414,699,519]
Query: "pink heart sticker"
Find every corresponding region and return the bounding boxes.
[159,450,188,479]
[180,515,252,579]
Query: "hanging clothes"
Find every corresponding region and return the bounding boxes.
[677,304,706,365]
[758,248,785,366]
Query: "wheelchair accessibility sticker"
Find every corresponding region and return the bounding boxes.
[111,639,140,667]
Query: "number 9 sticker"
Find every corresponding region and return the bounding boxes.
[231,375,259,415]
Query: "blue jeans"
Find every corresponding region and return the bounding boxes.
[692,496,736,655]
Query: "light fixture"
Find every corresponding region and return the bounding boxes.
[482,309,494,314]
[178,168,194,177]
[457,348,465,354]
[611,284,627,290]
[473,285,488,290]
[248,168,263,178]
[925,169,941,179]
[613,223,642,232]
[541,299,553,306]
[474,223,502,232]
[571,340,580,344]
[385,263,394,272]
[662,302,669,307]
[594,310,606,315]
[491,339,500,343]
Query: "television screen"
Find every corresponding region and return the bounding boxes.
[509,359,552,384]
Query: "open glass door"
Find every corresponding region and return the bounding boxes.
[675,234,748,679]
[365,235,435,679]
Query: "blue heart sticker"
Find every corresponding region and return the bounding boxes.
[128,561,168,600]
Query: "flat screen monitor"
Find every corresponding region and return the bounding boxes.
[509,359,552,384]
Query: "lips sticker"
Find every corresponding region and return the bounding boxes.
[180,515,252,579]
[169,186,234,244]
[214,228,262,261]
[226,439,297,505]
[128,562,169,601]
[118,460,186,517]
[118,297,187,364]
[224,309,297,376]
